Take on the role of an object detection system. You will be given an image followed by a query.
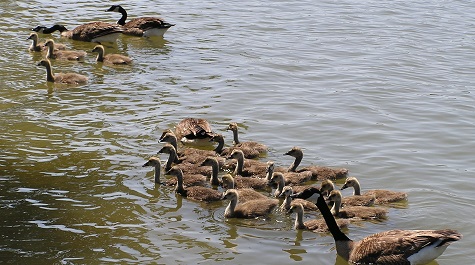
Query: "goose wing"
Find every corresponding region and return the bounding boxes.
[175,118,213,140]
[350,229,462,264]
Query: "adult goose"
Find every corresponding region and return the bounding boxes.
[167,167,222,202]
[173,118,215,144]
[284,146,349,181]
[328,190,387,221]
[279,186,317,212]
[91,45,132,65]
[308,187,461,265]
[32,22,123,43]
[221,174,268,203]
[221,189,278,218]
[225,122,267,158]
[44,39,86,61]
[106,4,175,37]
[37,59,88,85]
[28,33,66,52]
[288,203,349,233]
[341,176,407,205]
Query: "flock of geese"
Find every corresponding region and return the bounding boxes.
[29,5,462,264]
[145,118,461,265]
[29,5,174,85]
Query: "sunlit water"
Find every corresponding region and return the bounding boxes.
[1,0,474,264]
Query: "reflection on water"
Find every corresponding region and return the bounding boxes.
[1,0,474,264]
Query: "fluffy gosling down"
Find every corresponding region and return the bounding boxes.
[37,59,88,85]
[91,45,132,65]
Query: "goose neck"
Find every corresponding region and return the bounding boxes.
[174,171,185,193]
[231,128,240,145]
[288,154,302,172]
[165,150,177,171]
[353,180,361,196]
[213,136,224,154]
[209,161,219,186]
[295,208,305,229]
[233,153,244,176]
[117,6,128,25]
[153,164,161,184]
[225,197,237,217]
[95,48,105,62]
[44,62,55,82]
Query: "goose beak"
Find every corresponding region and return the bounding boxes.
[340,184,348,190]
[277,191,286,198]
[220,192,227,200]
[142,162,149,167]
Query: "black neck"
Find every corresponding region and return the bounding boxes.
[315,190,351,242]
[117,7,128,25]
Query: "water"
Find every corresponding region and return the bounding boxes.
[1,0,474,264]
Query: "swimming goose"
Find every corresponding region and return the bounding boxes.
[266,161,312,185]
[288,203,349,233]
[341,176,407,205]
[173,118,214,144]
[228,149,268,177]
[44,39,86,61]
[221,189,278,218]
[284,146,349,181]
[309,187,461,265]
[210,133,257,159]
[321,179,375,207]
[159,131,225,167]
[167,167,222,202]
[225,122,268,158]
[37,59,88,85]
[142,156,163,184]
[32,23,123,43]
[328,190,387,221]
[199,157,221,186]
[268,172,313,198]
[143,157,205,187]
[91,45,132,65]
[106,4,175,37]
[221,174,268,203]
[28,33,66,52]
[157,143,210,176]
[279,186,317,212]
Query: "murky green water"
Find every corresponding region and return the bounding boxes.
[1,0,474,264]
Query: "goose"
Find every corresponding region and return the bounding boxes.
[284,146,349,181]
[228,149,268,177]
[327,190,387,221]
[221,189,278,218]
[106,5,174,37]
[44,39,86,61]
[278,186,318,212]
[159,131,225,167]
[143,157,205,187]
[91,45,132,65]
[266,161,312,185]
[288,203,349,233]
[32,22,123,43]
[321,179,375,207]
[225,122,267,158]
[142,156,163,184]
[167,167,222,202]
[341,176,407,205]
[28,33,66,52]
[37,59,88,85]
[157,143,210,176]
[220,160,272,191]
[173,118,214,144]
[210,133,256,159]
[307,187,461,265]
[221,174,268,203]
[268,172,313,198]
[199,157,221,186]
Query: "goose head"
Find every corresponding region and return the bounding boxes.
[221,189,238,200]
[209,133,223,143]
[266,161,275,173]
[341,177,359,190]
[227,149,243,160]
[287,203,304,215]
[320,179,335,196]
[284,146,303,158]
[105,5,124,13]
[91,45,105,53]
[165,166,182,176]
[327,190,343,203]
[221,174,235,189]
[226,122,238,132]
[279,186,293,198]
[27,33,38,41]
[142,157,161,167]
[43,39,55,48]
[159,129,175,142]
[37,59,50,67]
[157,143,176,154]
